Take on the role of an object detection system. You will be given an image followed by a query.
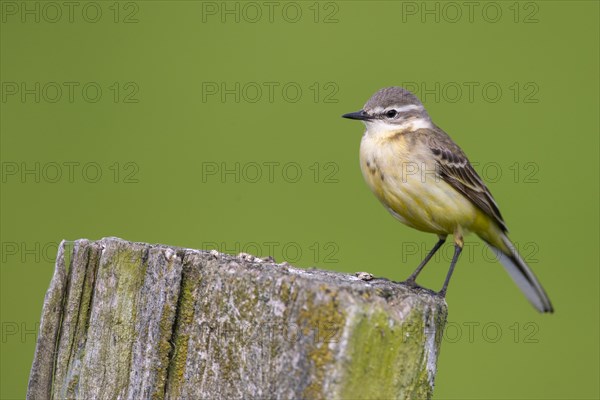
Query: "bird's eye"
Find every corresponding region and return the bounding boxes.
[385,110,398,118]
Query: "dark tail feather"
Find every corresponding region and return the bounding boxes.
[486,235,553,313]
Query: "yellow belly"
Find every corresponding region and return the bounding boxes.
[359,134,482,236]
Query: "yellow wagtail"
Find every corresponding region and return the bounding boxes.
[342,87,553,313]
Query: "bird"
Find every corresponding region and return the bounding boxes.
[342,87,553,313]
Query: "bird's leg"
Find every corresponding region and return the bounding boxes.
[438,243,463,297]
[404,236,446,286]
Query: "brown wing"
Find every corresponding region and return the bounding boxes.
[427,128,508,232]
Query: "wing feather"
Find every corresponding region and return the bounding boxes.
[427,128,508,232]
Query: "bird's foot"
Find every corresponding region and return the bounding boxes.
[402,278,421,289]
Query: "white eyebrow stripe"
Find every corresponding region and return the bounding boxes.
[370,104,424,114]
[394,104,424,113]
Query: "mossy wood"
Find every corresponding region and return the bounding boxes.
[27,237,448,400]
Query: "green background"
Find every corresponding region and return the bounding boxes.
[1,1,598,399]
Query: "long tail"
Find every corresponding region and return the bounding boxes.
[485,234,553,313]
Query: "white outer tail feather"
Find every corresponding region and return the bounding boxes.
[487,235,553,313]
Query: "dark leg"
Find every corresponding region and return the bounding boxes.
[438,243,463,297]
[404,236,447,286]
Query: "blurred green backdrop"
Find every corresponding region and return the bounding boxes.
[1,1,598,399]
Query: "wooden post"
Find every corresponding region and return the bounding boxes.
[27,237,447,400]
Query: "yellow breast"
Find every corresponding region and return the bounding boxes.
[359,131,480,235]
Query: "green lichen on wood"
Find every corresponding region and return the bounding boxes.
[74,241,149,397]
[78,243,100,336]
[298,285,346,399]
[154,268,180,400]
[340,306,431,400]
[280,280,291,303]
[108,245,146,387]
[164,259,199,398]
[66,374,79,398]
[232,275,261,321]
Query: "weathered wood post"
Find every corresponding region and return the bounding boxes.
[27,237,448,400]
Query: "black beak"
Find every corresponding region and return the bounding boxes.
[341,110,371,121]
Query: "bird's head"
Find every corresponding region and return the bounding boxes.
[342,87,433,134]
